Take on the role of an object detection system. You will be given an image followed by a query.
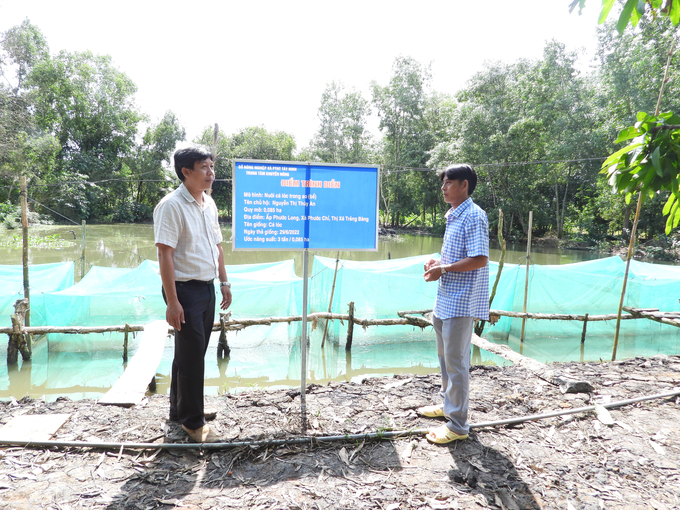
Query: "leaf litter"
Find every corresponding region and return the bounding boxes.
[0,354,678,509]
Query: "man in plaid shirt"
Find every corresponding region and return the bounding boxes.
[419,164,489,444]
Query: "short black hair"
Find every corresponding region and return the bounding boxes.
[173,146,214,181]
[438,164,477,195]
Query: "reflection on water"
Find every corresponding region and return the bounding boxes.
[0,223,674,401]
[0,327,512,402]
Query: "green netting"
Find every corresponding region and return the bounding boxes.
[309,254,440,345]
[2,255,680,358]
[486,256,680,348]
[309,254,680,355]
[0,262,74,328]
[41,259,301,351]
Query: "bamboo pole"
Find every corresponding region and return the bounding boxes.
[20,176,30,328]
[612,193,643,361]
[520,211,533,342]
[321,251,340,348]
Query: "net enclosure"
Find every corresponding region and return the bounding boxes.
[1,255,679,357]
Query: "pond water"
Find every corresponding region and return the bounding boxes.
[0,224,673,401]
[0,223,607,277]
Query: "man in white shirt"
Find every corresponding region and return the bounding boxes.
[154,146,232,443]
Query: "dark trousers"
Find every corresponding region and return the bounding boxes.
[163,281,215,429]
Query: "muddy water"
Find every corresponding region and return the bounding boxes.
[0,223,605,275]
[0,224,627,401]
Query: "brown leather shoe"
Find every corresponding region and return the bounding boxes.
[181,424,218,443]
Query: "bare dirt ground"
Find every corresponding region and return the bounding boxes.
[1,354,679,510]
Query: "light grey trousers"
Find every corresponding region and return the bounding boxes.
[432,315,473,435]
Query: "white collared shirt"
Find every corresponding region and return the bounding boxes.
[153,183,223,281]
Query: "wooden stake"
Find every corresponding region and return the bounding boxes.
[217,312,231,358]
[346,301,355,351]
[520,211,533,342]
[321,252,340,348]
[7,299,31,364]
[581,313,589,344]
[123,323,130,363]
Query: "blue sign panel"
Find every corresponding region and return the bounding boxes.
[233,159,379,251]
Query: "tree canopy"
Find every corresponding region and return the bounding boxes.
[1,15,679,249]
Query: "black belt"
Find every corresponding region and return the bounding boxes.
[178,279,213,285]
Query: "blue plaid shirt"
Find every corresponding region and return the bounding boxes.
[434,198,490,321]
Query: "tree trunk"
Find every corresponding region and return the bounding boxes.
[555,175,561,238]
[560,179,569,239]
[517,212,526,234]
[623,203,632,241]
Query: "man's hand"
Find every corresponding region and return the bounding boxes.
[157,243,184,330]
[220,286,232,310]
[166,299,185,331]
[424,265,444,282]
[424,258,438,271]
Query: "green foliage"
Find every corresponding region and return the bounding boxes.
[602,111,680,234]
[596,17,680,121]
[1,12,679,252]
[429,42,609,239]
[194,125,297,216]
[112,201,153,223]
[0,233,67,248]
[570,0,680,32]
[230,126,295,161]
[0,201,52,230]
[127,111,186,209]
[371,57,442,226]
[563,200,610,243]
[0,201,19,229]
[0,18,49,91]
[311,82,373,164]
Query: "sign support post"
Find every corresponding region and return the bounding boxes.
[300,249,309,429]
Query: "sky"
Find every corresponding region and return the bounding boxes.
[0,0,602,152]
